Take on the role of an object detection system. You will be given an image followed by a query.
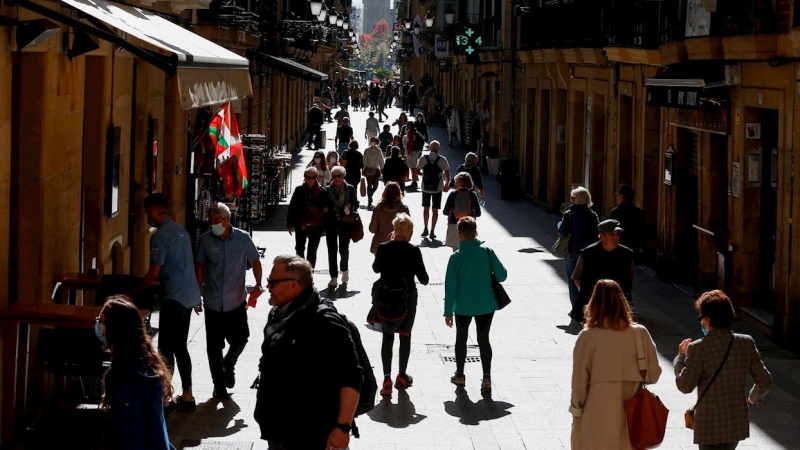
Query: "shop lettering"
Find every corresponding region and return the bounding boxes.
[677,91,698,107]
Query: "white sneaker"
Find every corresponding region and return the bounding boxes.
[341,271,349,283]
[328,277,338,287]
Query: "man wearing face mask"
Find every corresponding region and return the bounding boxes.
[195,203,264,399]
[134,193,201,411]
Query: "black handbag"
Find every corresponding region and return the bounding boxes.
[486,248,510,310]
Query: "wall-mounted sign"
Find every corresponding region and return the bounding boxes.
[664,146,675,186]
[685,0,712,37]
[745,122,761,139]
[669,108,729,135]
[646,85,701,110]
[437,58,450,72]
[731,161,741,197]
[455,27,483,60]
[435,35,449,57]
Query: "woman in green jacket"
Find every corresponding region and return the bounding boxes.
[444,217,507,395]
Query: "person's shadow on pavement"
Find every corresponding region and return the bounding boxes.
[171,398,247,443]
[367,390,427,428]
[443,386,514,425]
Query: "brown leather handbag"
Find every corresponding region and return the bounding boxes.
[685,335,734,429]
[624,327,669,449]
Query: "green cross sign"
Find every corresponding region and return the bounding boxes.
[465,46,474,54]
[465,28,474,37]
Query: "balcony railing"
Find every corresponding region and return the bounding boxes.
[662,0,777,43]
[520,0,607,50]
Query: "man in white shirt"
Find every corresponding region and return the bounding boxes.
[363,136,385,209]
[417,140,450,239]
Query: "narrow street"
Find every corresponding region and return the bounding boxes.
[158,105,800,450]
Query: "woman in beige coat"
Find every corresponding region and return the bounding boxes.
[368,182,410,254]
[570,279,661,450]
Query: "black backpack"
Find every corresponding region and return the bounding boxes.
[318,304,377,438]
[372,277,411,322]
[422,154,443,191]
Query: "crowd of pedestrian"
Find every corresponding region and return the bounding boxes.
[92,80,775,450]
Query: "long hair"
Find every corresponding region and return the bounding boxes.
[307,150,328,171]
[584,279,633,331]
[101,296,173,404]
[378,182,403,209]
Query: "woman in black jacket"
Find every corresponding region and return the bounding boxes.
[368,213,428,398]
[287,167,329,269]
[558,186,599,313]
[382,146,409,193]
[325,166,358,288]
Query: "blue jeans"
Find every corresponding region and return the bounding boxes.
[699,443,738,450]
[564,252,581,308]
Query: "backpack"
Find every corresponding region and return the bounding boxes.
[317,303,377,439]
[371,277,411,322]
[452,189,473,219]
[422,154,443,191]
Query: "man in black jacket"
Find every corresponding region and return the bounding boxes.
[610,184,647,259]
[307,103,324,150]
[255,254,363,450]
[570,219,635,322]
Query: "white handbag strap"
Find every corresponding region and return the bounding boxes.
[634,325,647,380]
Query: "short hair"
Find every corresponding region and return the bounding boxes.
[571,186,593,208]
[342,117,350,124]
[390,145,401,157]
[392,212,414,239]
[331,165,346,177]
[272,254,313,288]
[370,136,380,145]
[465,152,478,164]
[457,216,477,240]
[348,140,359,150]
[454,172,473,189]
[143,193,168,210]
[584,280,632,331]
[618,184,635,201]
[696,290,735,329]
[304,166,319,177]
[383,124,391,131]
[369,112,375,117]
[429,140,441,151]
[208,202,231,219]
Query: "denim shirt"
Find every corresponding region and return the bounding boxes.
[196,227,260,312]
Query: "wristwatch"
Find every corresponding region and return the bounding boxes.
[334,422,351,433]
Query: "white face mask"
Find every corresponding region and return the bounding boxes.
[211,223,226,236]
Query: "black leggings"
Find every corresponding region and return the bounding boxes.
[455,312,495,376]
[381,331,411,376]
[158,299,193,389]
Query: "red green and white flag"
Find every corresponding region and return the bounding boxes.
[209,102,248,198]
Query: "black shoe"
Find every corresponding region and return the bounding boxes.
[213,386,230,400]
[430,231,437,240]
[421,227,429,237]
[168,395,196,411]
[225,366,236,389]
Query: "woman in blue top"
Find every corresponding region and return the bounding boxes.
[444,217,507,396]
[98,295,176,450]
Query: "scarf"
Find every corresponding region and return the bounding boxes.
[328,183,349,217]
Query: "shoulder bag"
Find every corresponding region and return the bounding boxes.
[551,233,571,259]
[625,326,669,449]
[486,248,511,310]
[684,334,734,429]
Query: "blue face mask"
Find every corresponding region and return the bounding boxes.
[701,325,709,336]
[211,223,226,236]
[95,321,107,344]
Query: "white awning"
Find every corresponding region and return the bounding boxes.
[62,0,252,109]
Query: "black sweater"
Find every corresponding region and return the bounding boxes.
[372,240,429,288]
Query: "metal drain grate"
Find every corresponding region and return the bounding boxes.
[181,440,254,450]
[426,282,444,286]
[313,269,329,274]
[441,355,481,363]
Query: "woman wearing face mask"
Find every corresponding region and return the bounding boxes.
[326,150,340,169]
[307,150,331,187]
[287,167,330,269]
[324,165,358,288]
[98,295,177,450]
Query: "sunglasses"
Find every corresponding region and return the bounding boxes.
[332,175,344,179]
[305,175,318,180]
[267,278,297,287]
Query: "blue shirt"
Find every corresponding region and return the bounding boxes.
[196,226,260,312]
[150,217,201,308]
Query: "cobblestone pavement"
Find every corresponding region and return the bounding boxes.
[155,105,800,450]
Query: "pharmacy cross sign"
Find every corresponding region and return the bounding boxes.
[455,27,483,56]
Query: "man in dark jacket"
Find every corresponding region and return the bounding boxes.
[610,184,647,259]
[255,255,363,450]
[570,219,635,322]
[307,103,324,150]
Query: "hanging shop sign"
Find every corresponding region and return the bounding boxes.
[668,107,729,135]
[646,85,702,110]
[435,35,449,57]
[438,58,450,72]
